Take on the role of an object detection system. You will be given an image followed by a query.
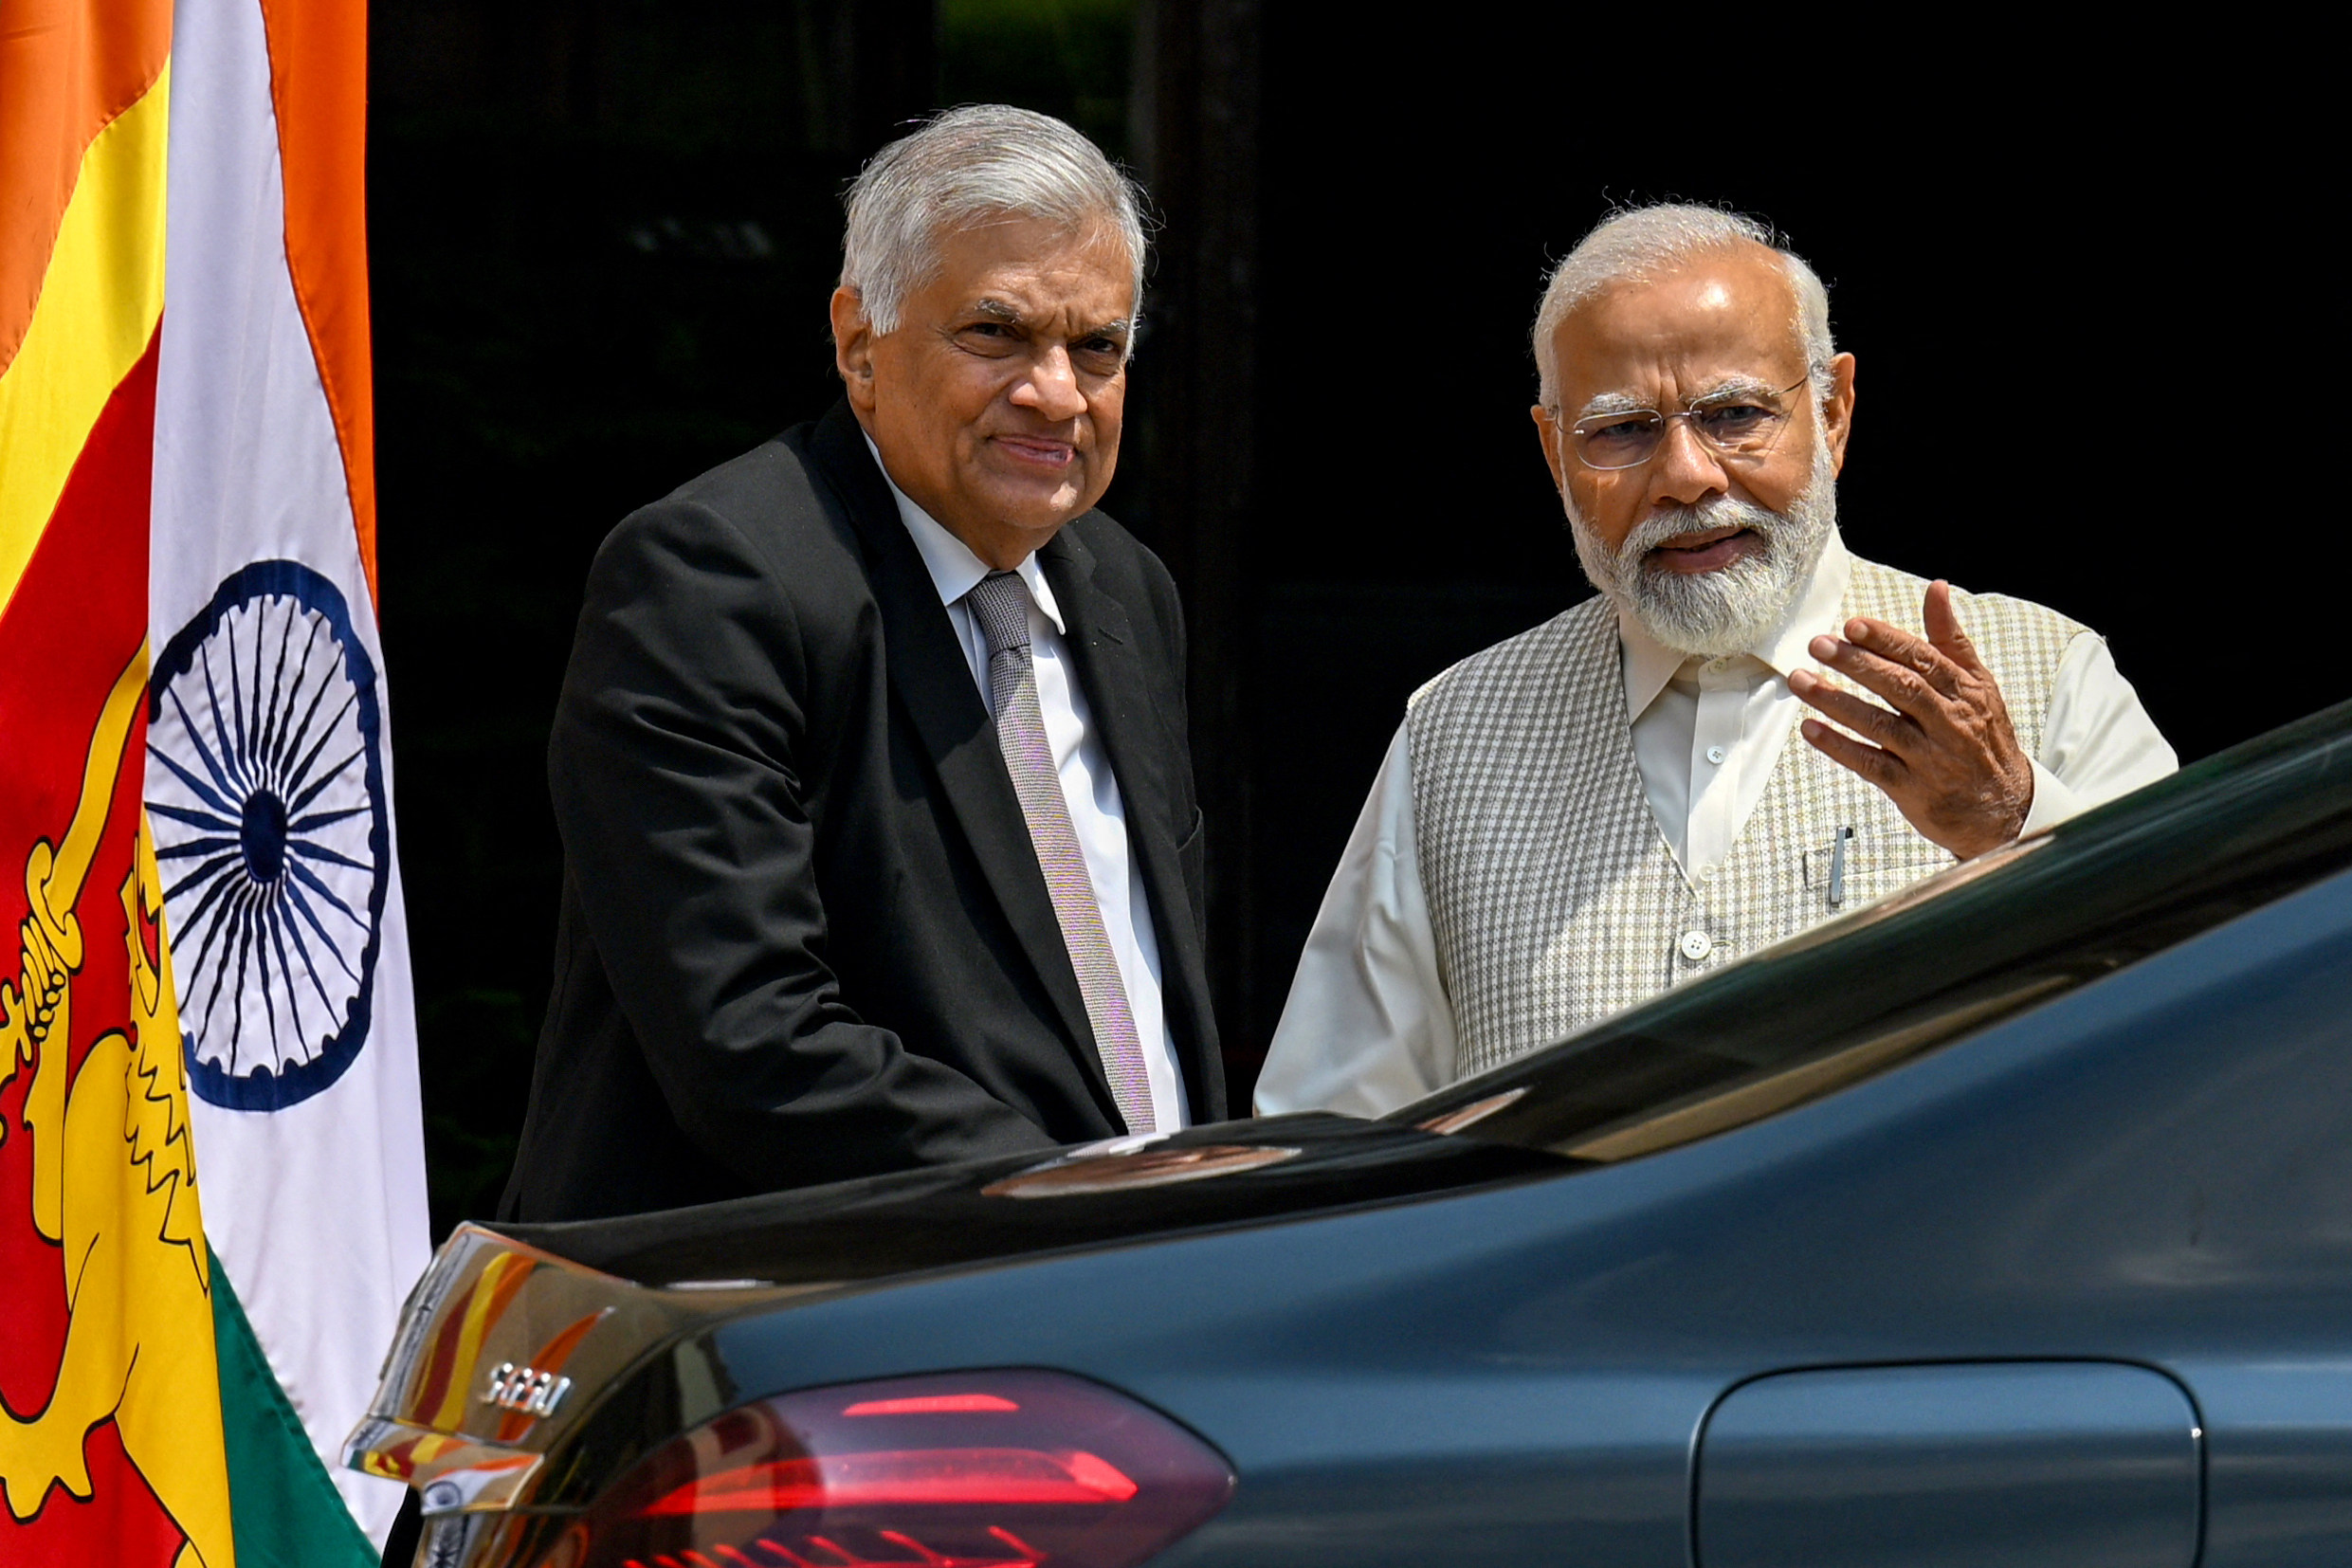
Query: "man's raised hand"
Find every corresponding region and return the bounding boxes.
[1787,579,2033,859]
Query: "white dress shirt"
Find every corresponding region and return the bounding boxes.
[1255,533,2178,1120]
[870,445,1189,1131]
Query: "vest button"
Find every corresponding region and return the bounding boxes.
[1678,929,1714,961]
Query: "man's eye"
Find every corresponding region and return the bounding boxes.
[1694,403,1774,439]
[1582,413,1660,451]
[1076,337,1123,362]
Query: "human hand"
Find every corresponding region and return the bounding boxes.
[1787,580,2033,859]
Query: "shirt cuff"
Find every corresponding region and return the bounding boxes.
[2017,757,2086,840]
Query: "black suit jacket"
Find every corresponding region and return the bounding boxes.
[499,402,1222,1221]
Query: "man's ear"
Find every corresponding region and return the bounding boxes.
[831,286,879,414]
[1820,352,1857,475]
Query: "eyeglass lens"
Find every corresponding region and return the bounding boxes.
[1577,403,1788,470]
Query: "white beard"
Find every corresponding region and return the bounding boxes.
[1566,439,1840,659]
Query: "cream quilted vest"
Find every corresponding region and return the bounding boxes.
[1406,555,2084,1076]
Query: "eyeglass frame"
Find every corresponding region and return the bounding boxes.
[1549,374,1817,473]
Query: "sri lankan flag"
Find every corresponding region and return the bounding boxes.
[0,2,428,1563]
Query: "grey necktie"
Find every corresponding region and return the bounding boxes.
[964,570,1156,1135]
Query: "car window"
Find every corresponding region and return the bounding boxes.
[1389,702,2352,1160]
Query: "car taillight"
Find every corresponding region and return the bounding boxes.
[550,1370,1233,1568]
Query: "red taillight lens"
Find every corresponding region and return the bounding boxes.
[566,1370,1233,1568]
[642,1447,1140,1513]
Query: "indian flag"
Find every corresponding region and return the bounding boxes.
[1,1,428,1563]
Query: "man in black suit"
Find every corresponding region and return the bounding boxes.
[500,105,1220,1222]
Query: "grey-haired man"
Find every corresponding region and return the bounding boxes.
[1256,206,2176,1119]
[501,106,1220,1222]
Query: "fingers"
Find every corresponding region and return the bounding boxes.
[1800,717,1904,788]
[1825,615,1963,699]
[1789,671,1914,751]
[1922,579,1986,672]
[1799,631,1949,724]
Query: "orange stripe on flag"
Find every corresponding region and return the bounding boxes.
[0,65,169,629]
[0,0,171,379]
[257,0,377,605]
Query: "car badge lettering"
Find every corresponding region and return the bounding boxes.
[482,1361,573,1418]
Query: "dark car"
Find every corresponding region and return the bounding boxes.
[355,703,2352,1568]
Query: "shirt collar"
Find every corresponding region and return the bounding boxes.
[1619,528,1851,722]
[865,434,1066,632]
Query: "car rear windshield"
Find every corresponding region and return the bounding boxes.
[1388,702,2352,1160]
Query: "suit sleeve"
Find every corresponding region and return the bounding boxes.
[550,499,1059,1190]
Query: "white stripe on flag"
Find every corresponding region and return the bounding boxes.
[153,0,430,1546]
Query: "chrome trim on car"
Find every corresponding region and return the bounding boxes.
[347,1222,815,1568]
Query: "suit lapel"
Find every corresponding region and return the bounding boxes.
[1041,527,1218,1118]
[1040,529,1171,843]
[807,407,1107,1102]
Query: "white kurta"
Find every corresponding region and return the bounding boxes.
[1255,535,2178,1120]
[870,446,1190,1131]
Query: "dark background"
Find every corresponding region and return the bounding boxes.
[369,2,2321,1237]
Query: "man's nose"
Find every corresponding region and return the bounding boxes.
[1012,345,1087,421]
[1646,415,1729,506]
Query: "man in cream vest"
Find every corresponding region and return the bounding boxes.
[1256,206,2176,1118]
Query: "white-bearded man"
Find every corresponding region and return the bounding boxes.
[1254,205,2177,1118]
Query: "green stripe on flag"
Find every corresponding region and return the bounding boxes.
[210,1248,381,1568]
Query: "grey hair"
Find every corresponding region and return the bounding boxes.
[840,104,1148,340]
[1532,204,1835,409]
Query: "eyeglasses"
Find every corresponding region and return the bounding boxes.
[1559,375,1814,471]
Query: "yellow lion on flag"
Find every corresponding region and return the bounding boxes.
[0,649,236,1568]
